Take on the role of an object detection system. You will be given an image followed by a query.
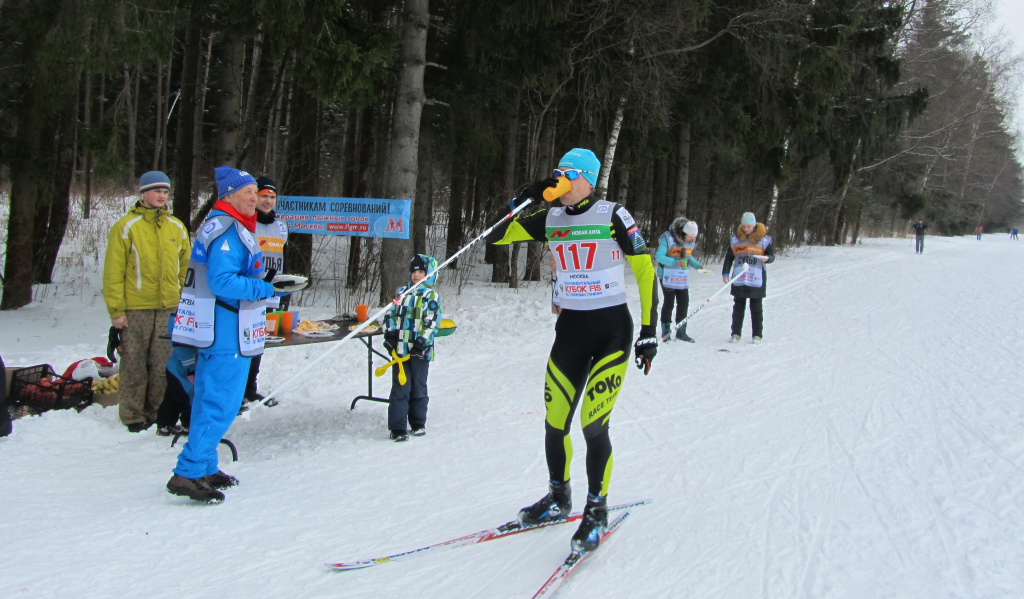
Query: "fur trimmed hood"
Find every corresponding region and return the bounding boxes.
[735,223,767,243]
[669,217,688,244]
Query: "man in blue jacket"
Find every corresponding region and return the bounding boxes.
[167,166,287,503]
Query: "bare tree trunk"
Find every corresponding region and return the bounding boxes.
[597,94,626,197]
[152,60,164,170]
[673,122,691,216]
[83,72,93,219]
[283,84,320,277]
[124,65,137,186]
[490,91,519,283]
[173,8,202,230]
[413,119,432,255]
[379,0,429,303]
[216,33,245,164]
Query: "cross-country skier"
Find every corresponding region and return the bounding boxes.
[485,148,659,553]
[911,219,927,254]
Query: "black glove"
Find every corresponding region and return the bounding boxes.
[634,333,658,375]
[383,330,399,353]
[410,341,427,358]
[263,268,277,282]
[106,327,121,364]
[509,178,559,210]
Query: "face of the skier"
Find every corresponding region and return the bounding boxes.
[684,233,696,242]
[410,270,426,284]
[558,174,594,206]
[741,224,755,235]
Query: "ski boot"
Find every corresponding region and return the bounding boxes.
[571,493,608,552]
[660,322,672,342]
[518,481,572,525]
[676,324,695,343]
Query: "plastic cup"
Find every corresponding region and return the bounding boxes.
[266,313,280,335]
[356,304,369,322]
[279,311,295,332]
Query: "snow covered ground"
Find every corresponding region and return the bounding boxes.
[2,231,1024,598]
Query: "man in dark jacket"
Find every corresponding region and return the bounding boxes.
[911,220,927,254]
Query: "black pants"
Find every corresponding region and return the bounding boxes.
[731,297,763,338]
[388,356,429,432]
[245,354,262,396]
[544,305,633,497]
[156,370,192,428]
[0,354,11,437]
[660,286,689,324]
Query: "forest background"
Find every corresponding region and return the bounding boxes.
[1,0,1021,311]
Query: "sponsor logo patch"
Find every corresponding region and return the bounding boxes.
[616,207,635,228]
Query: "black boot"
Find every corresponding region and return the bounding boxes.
[676,324,695,343]
[518,481,572,525]
[660,322,672,342]
[571,493,608,552]
[167,474,225,503]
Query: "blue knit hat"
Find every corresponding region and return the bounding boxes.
[139,171,170,192]
[557,148,601,186]
[741,212,757,226]
[215,166,257,199]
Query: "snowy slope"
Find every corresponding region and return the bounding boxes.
[2,234,1023,599]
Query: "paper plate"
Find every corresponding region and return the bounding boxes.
[272,274,309,286]
[265,336,285,343]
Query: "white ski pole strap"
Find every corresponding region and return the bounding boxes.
[668,263,749,338]
[244,198,537,414]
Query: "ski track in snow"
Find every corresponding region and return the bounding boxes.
[2,235,1024,598]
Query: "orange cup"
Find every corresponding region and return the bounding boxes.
[279,311,295,332]
[266,313,280,335]
[356,304,369,322]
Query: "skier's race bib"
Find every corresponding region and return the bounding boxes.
[661,268,689,290]
[732,263,763,287]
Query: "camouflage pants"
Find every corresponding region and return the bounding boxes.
[117,309,173,426]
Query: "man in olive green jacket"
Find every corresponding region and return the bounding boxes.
[103,171,190,432]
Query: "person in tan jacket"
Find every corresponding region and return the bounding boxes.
[103,171,190,432]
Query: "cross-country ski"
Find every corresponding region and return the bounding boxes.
[325,499,650,571]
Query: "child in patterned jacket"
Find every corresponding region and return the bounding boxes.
[382,254,443,442]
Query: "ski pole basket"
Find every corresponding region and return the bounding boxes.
[9,364,94,412]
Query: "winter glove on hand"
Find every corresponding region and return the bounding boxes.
[633,330,658,375]
[509,178,559,210]
[410,341,427,358]
[383,330,399,353]
[106,327,121,363]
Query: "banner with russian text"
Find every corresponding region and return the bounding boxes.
[275,196,411,239]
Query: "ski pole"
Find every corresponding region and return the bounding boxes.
[665,263,749,341]
[243,198,537,414]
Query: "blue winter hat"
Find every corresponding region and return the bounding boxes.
[557,148,601,186]
[215,166,257,199]
[741,212,757,226]
[139,171,170,192]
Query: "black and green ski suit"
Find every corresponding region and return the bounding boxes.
[486,196,658,496]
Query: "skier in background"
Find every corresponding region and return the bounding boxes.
[976,225,983,240]
[1011,226,1018,240]
[911,219,927,254]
